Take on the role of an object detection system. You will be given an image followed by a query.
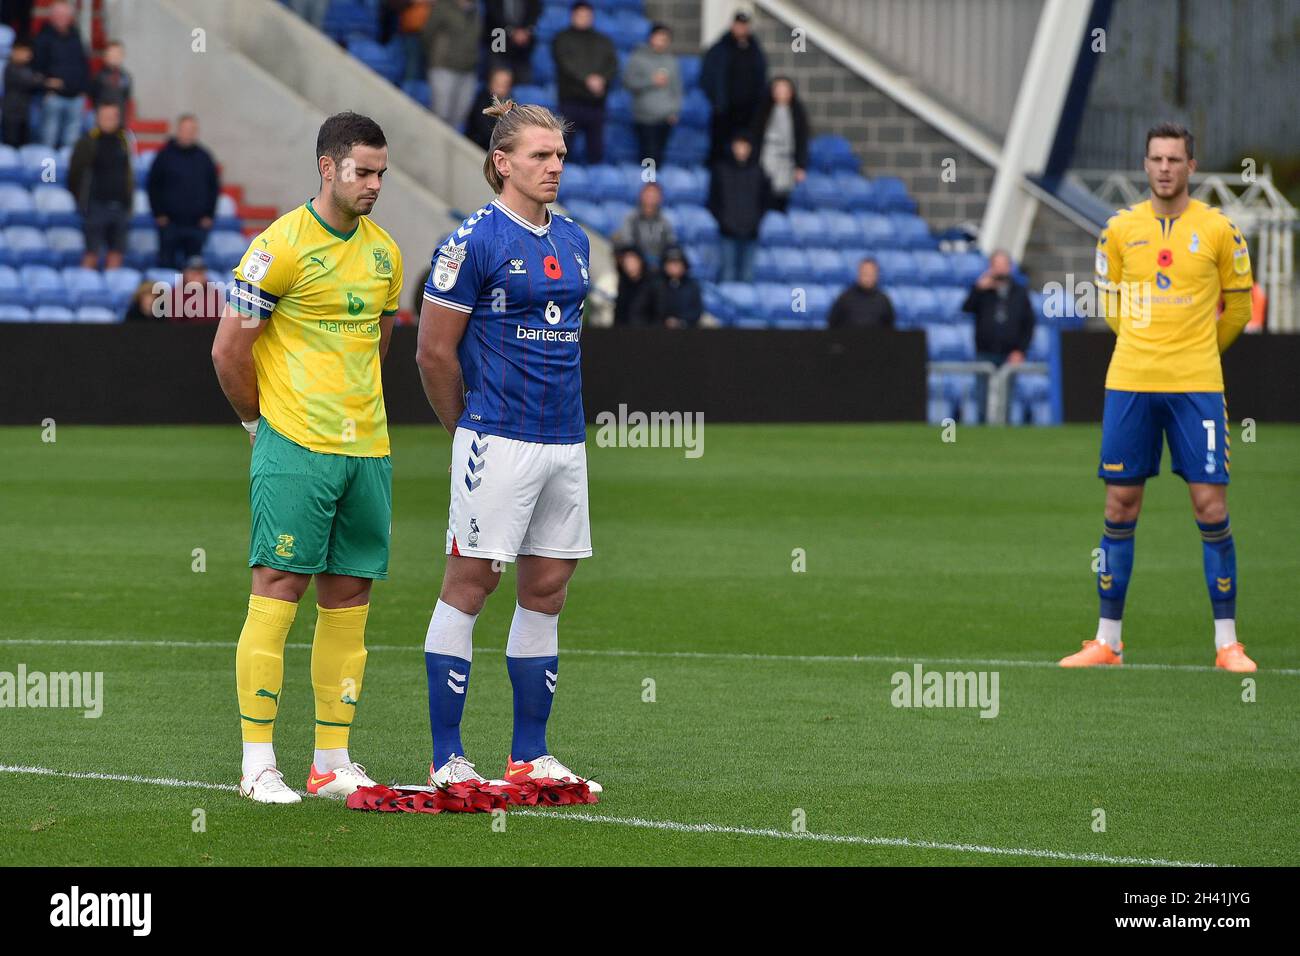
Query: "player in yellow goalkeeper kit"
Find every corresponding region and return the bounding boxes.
[212,112,404,802]
[1060,123,1257,673]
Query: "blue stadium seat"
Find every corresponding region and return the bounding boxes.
[832,171,879,212]
[701,281,730,321]
[346,37,402,84]
[21,263,70,306]
[664,126,707,166]
[133,147,157,187]
[934,286,968,323]
[4,225,57,266]
[131,188,153,228]
[322,1,378,42]
[605,89,633,125]
[912,250,950,285]
[928,371,979,424]
[557,164,591,203]
[562,199,606,235]
[910,287,942,323]
[754,282,793,321]
[402,79,431,108]
[854,212,893,248]
[0,304,31,321]
[18,144,59,184]
[0,183,42,227]
[683,244,718,283]
[601,200,633,236]
[823,210,864,246]
[718,281,757,323]
[61,266,108,307]
[677,88,711,129]
[104,266,143,299]
[925,322,975,360]
[34,304,75,322]
[0,145,23,183]
[787,209,823,244]
[530,46,556,86]
[758,210,793,246]
[0,264,20,305]
[949,250,987,286]
[602,123,639,164]
[203,231,248,270]
[655,165,704,205]
[33,184,79,227]
[580,164,623,201]
[873,176,917,214]
[806,248,844,285]
[789,172,841,211]
[75,306,118,323]
[875,250,919,286]
[890,213,934,249]
[809,134,858,173]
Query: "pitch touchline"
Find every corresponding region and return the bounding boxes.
[0,638,1295,676]
[0,765,1215,867]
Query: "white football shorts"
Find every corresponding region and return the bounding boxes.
[445,426,592,562]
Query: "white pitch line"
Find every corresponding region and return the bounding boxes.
[0,764,1216,867]
[1,637,1296,676]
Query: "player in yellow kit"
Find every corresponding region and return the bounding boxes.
[1061,123,1256,672]
[212,112,404,802]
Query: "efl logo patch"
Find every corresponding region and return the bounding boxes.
[1233,246,1250,275]
[242,249,274,283]
[1095,249,1108,277]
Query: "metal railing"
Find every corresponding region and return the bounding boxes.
[927,360,1051,424]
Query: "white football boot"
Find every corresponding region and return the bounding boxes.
[306,762,376,798]
[239,766,302,804]
[504,754,602,794]
[429,754,489,788]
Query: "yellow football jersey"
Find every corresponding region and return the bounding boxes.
[1095,198,1252,393]
[230,200,403,456]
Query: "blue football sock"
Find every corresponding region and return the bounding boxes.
[1198,517,1236,620]
[507,655,557,762]
[1098,518,1137,620]
[425,653,471,768]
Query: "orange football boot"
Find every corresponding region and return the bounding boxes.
[1059,638,1123,667]
[1215,642,1257,673]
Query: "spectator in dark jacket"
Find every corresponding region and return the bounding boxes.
[465,67,514,150]
[422,0,479,128]
[147,114,220,270]
[553,2,617,165]
[700,11,766,162]
[613,182,676,269]
[613,245,655,325]
[828,258,895,328]
[2,40,47,147]
[483,0,541,84]
[708,136,768,284]
[649,246,702,328]
[89,40,132,113]
[622,23,681,169]
[751,76,809,212]
[67,102,132,270]
[33,1,90,149]
[962,249,1035,422]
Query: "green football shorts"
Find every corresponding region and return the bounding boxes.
[248,419,392,579]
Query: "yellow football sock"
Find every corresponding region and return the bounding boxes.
[235,594,298,743]
[311,603,369,750]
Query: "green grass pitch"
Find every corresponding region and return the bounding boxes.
[1,423,1297,866]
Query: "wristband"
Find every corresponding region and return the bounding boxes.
[241,419,260,435]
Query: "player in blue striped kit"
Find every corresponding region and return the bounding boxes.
[415,98,602,793]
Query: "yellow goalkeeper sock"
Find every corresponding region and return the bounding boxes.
[311,603,369,750]
[235,594,298,743]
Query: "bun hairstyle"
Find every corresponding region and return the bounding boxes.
[482,96,573,193]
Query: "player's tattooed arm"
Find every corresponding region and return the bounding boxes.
[212,303,265,423]
[415,299,471,436]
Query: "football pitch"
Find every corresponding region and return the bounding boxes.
[1,422,1297,867]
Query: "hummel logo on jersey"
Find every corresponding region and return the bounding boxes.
[1217,577,1233,592]
[545,669,557,693]
[447,669,467,695]
[509,258,527,274]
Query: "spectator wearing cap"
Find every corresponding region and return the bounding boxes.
[553,1,618,165]
[751,75,809,213]
[828,258,895,328]
[147,114,221,271]
[708,135,768,284]
[422,0,480,130]
[612,181,676,269]
[483,0,541,85]
[648,246,702,328]
[622,22,681,170]
[67,101,133,271]
[700,10,767,163]
[613,245,656,325]
[33,0,90,149]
